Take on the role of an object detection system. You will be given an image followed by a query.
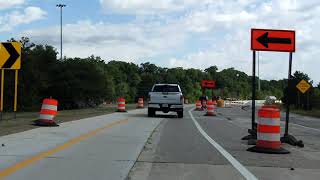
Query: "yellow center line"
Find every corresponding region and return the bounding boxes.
[0,119,129,178]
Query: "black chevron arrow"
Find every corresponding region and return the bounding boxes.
[1,43,20,68]
[256,32,292,48]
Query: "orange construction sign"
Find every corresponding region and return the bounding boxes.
[201,80,216,89]
[251,29,295,52]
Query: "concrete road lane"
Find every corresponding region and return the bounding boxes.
[0,109,163,180]
[1,105,320,180]
[200,107,320,179]
[128,106,320,180]
[128,107,247,180]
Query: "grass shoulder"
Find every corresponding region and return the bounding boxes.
[290,108,320,118]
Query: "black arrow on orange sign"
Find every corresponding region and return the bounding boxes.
[1,43,20,68]
[256,32,292,48]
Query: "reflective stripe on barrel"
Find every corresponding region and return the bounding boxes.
[256,108,281,149]
[39,114,55,120]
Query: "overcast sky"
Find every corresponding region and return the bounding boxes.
[0,0,319,84]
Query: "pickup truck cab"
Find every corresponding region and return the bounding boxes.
[148,84,184,118]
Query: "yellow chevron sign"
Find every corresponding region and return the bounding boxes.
[0,42,21,69]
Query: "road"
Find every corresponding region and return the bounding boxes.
[1,105,320,179]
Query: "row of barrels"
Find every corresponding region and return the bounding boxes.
[34,98,145,126]
[34,97,289,154]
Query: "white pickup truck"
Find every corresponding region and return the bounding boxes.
[148,84,184,118]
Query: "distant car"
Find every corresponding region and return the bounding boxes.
[148,84,184,118]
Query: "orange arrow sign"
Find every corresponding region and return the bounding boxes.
[251,29,295,52]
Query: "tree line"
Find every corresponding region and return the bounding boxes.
[2,37,319,111]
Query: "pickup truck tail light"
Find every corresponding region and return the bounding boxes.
[147,94,151,102]
[180,95,184,103]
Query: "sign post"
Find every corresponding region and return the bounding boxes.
[284,52,293,137]
[242,51,257,142]
[0,69,4,121]
[14,70,19,119]
[0,42,21,120]
[247,28,302,146]
[251,51,256,131]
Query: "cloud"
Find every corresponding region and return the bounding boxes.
[99,0,204,15]
[24,20,187,62]
[0,6,47,32]
[184,10,257,33]
[0,0,25,10]
[20,0,320,83]
[168,0,320,82]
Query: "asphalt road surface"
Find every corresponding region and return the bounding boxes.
[1,105,320,180]
[128,105,320,180]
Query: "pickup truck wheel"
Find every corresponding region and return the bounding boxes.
[148,108,155,117]
[177,111,183,118]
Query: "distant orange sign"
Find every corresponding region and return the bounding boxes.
[251,29,295,52]
[201,80,215,89]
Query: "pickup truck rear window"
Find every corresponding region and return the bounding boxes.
[153,85,180,92]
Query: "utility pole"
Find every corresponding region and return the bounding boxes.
[56,4,66,61]
[236,73,240,98]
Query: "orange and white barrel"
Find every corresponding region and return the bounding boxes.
[206,100,216,116]
[117,98,126,112]
[248,107,289,154]
[195,100,202,110]
[257,108,281,149]
[35,98,59,126]
[137,98,144,108]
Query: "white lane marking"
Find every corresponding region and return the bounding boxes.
[290,122,320,132]
[188,109,258,180]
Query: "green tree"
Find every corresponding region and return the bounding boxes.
[6,37,318,111]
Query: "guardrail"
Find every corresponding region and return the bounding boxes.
[225,100,266,107]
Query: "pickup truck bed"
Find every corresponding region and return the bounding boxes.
[148,84,184,118]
